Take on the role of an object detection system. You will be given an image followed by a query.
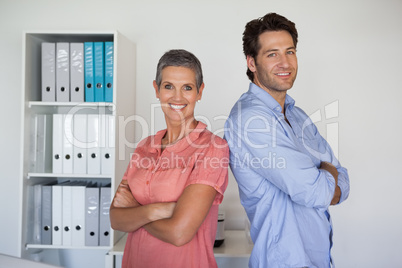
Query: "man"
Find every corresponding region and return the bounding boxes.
[224,13,350,267]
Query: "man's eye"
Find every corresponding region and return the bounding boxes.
[268,53,276,57]
[287,51,296,55]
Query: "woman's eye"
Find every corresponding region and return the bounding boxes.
[184,86,192,91]
[164,84,172,89]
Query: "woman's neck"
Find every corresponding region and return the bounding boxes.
[162,118,198,147]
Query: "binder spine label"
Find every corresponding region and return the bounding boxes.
[41,43,56,102]
[104,42,114,103]
[56,43,70,102]
[84,42,95,102]
[94,42,105,102]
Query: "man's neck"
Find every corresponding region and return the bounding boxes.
[268,90,287,113]
[254,82,287,113]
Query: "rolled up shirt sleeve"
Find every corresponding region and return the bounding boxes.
[309,119,350,205]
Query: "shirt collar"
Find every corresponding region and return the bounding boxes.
[249,83,295,113]
[149,121,208,153]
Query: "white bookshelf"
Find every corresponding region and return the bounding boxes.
[20,31,136,265]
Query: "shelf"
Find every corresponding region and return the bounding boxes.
[28,101,115,108]
[24,31,114,43]
[27,173,112,179]
[28,102,116,115]
[25,244,111,250]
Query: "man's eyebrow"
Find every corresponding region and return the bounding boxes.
[261,48,278,55]
[262,47,296,54]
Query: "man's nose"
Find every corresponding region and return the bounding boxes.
[278,54,290,68]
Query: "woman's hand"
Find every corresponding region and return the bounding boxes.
[143,184,217,246]
[110,180,176,233]
[112,180,139,208]
[151,202,176,221]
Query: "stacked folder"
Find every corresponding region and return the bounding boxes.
[31,182,111,247]
[52,114,115,175]
[30,114,52,173]
[41,41,114,102]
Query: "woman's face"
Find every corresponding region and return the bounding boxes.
[154,66,204,126]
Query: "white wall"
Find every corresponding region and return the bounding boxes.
[1,0,401,267]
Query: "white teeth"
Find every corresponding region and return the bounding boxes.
[170,104,186,109]
[277,73,290,76]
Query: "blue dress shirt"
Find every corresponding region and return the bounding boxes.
[224,83,350,268]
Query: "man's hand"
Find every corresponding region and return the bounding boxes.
[112,180,139,208]
[320,161,338,184]
[320,162,341,205]
[331,186,341,205]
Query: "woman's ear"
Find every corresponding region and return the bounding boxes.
[197,83,205,102]
[153,80,159,99]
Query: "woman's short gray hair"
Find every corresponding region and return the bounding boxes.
[155,49,203,92]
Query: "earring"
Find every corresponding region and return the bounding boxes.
[157,98,160,101]
[197,100,201,103]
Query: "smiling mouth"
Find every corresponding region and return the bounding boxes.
[276,72,291,76]
[169,104,187,110]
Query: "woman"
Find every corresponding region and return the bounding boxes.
[110,49,229,268]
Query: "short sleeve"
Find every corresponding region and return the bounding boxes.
[186,138,229,205]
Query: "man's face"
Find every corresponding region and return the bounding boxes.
[248,30,298,94]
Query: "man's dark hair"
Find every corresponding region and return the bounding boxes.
[243,13,298,82]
